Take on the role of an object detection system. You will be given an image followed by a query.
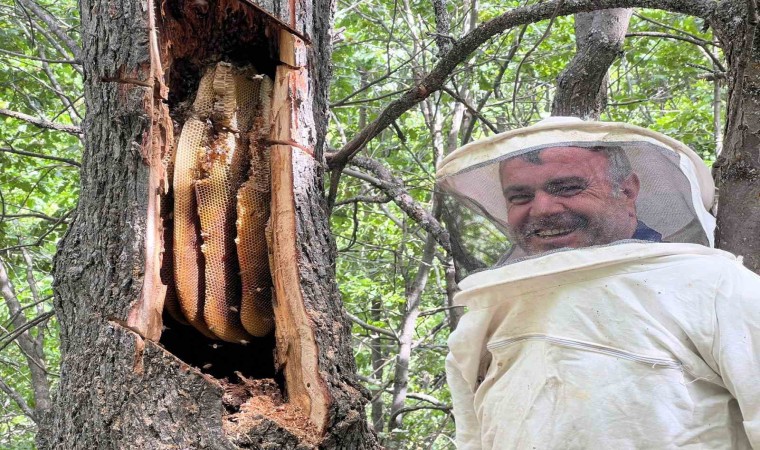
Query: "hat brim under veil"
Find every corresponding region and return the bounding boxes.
[436,117,716,264]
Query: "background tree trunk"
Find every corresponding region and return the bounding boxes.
[712,2,760,274]
[41,0,377,448]
[552,9,633,119]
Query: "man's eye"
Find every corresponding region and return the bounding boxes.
[507,194,532,205]
[553,185,585,196]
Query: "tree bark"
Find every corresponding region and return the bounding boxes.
[552,9,632,119]
[712,1,760,274]
[42,0,377,448]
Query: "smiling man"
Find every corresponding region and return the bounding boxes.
[499,145,658,255]
[436,117,760,450]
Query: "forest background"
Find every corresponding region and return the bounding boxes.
[0,0,735,447]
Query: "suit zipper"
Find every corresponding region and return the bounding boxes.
[487,334,682,370]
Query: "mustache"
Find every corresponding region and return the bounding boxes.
[519,213,588,236]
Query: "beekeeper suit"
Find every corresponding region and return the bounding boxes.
[436,117,760,449]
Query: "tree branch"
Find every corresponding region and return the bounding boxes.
[15,0,82,61]
[0,375,37,421]
[326,0,717,170]
[388,404,451,427]
[0,109,82,136]
[441,86,498,133]
[552,8,632,119]
[334,194,392,207]
[1,212,61,222]
[346,311,399,341]
[626,31,725,71]
[0,209,73,253]
[0,47,79,64]
[0,146,80,167]
[346,157,451,254]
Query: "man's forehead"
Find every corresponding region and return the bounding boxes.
[499,146,609,184]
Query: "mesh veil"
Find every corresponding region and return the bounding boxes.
[436,117,716,264]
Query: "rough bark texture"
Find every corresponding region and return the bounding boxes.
[712,1,760,274]
[552,9,632,119]
[43,0,377,447]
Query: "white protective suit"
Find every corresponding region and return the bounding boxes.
[436,117,760,449]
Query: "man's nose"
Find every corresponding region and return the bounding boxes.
[528,190,564,217]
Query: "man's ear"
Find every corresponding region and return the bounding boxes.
[621,173,640,204]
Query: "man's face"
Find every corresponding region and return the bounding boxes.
[499,146,639,255]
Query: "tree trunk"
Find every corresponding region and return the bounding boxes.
[552,9,632,119]
[712,2,760,274]
[41,0,377,448]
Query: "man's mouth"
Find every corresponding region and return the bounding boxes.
[532,227,575,238]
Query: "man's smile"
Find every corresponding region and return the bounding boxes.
[532,227,576,238]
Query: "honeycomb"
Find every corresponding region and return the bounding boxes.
[169,62,275,343]
[160,139,187,325]
[237,76,274,336]
[173,116,216,338]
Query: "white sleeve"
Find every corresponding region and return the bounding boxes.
[446,352,482,450]
[712,265,760,446]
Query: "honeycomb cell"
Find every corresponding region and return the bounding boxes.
[169,62,275,343]
[172,116,216,339]
[237,77,275,337]
[160,140,187,325]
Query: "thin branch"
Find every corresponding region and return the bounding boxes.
[0,47,79,64]
[334,194,392,207]
[0,375,36,421]
[388,404,451,426]
[512,1,564,123]
[327,0,717,170]
[25,15,84,76]
[1,212,60,222]
[626,31,725,71]
[0,311,54,352]
[440,86,498,133]
[2,295,51,330]
[0,109,82,136]
[37,44,82,122]
[346,311,399,340]
[345,157,451,254]
[0,209,73,253]
[418,304,465,317]
[408,392,449,407]
[21,249,45,351]
[633,11,719,45]
[0,147,80,167]
[337,201,361,252]
[14,0,81,60]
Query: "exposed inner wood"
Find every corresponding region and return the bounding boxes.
[125,0,172,341]
[267,32,330,433]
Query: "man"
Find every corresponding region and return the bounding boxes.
[499,145,661,255]
[437,117,760,449]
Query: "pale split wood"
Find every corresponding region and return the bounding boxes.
[126,0,172,341]
[269,143,330,434]
[269,46,330,432]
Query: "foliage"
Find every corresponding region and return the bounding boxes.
[0,0,81,447]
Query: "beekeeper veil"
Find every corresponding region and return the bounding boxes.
[436,117,716,263]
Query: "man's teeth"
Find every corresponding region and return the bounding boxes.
[535,228,573,237]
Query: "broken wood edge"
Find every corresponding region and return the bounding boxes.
[126,0,171,342]
[269,36,329,433]
[270,144,331,434]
